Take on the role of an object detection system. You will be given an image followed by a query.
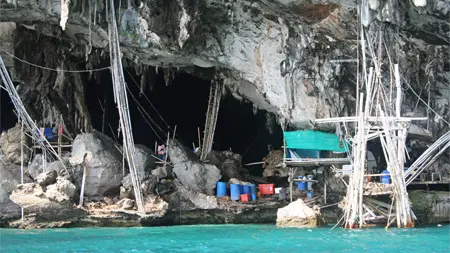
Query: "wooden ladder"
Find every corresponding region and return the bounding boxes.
[200,82,222,160]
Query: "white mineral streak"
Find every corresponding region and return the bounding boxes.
[60,0,70,31]
[413,0,427,7]
[178,0,191,49]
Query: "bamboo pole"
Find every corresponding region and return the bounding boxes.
[20,121,24,221]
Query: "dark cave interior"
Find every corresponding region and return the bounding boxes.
[84,67,283,175]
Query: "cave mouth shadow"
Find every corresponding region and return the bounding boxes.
[84,67,282,176]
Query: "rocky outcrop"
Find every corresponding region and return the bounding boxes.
[276,199,321,228]
[0,125,30,164]
[45,177,76,202]
[0,159,26,219]
[121,144,156,190]
[9,183,86,221]
[36,170,57,187]
[69,131,123,199]
[168,140,221,195]
[207,151,246,181]
[262,150,286,177]
[410,190,450,224]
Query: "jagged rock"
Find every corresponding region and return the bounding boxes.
[144,196,168,216]
[0,125,30,164]
[26,154,44,181]
[151,166,173,179]
[119,186,132,200]
[156,179,175,195]
[45,177,76,202]
[168,140,221,195]
[141,175,158,195]
[228,178,251,185]
[9,183,86,220]
[207,151,245,181]
[103,197,115,205]
[276,199,320,228]
[262,150,286,177]
[122,144,156,190]
[69,131,123,199]
[410,190,450,224]
[46,161,69,179]
[0,160,30,219]
[36,170,57,187]
[117,198,135,210]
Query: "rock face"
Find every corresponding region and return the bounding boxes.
[168,140,221,195]
[9,183,86,220]
[122,144,156,190]
[276,199,320,228]
[410,190,450,224]
[45,177,76,202]
[69,131,123,199]
[0,160,25,219]
[36,170,57,187]
[207,151,246,181]
[262,150,286,177]
[0,125,30,164]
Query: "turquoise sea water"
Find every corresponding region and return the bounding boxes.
[1,224,449,253]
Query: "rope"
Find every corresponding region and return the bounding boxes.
[0,48,110,73]
[401,75,450,126]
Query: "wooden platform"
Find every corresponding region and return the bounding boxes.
[408,181,450,185]
[285,157,350,167]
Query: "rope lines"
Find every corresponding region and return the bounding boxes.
[106,0,145,214]
[0,56,69,174]
[0,48,110,73]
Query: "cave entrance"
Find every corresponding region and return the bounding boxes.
[0,83,17,132]
[84,67,282,175]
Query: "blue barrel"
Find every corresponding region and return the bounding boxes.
[381,170,390,184]
[216,182,227,197]
[230,184,241,201]
[243,185,251,194]
[249,184,257,195]
[251,193,257,201]
[297,176,307,190]
[238,185,244,194]
[307,191,313,198]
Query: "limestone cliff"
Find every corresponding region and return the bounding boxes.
[0,0,448,133]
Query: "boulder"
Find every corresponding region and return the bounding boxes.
[276,199,320,228]
[151,166,173,179]
[207,151,246,181]
[122,144,156,190]
[69,131,124,199]
[0,160,30,219]
[26,154,44,180]
[36,170,57,187]
[45,177,76,202]
[0,125,30,164]
[162,180,217,210]
[262,150,287,177]
[141,175,158,195]
[117,198,135,210]
[9,183,86,220]
[168,140,221,195]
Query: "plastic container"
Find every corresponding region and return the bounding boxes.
[259,184,275,195]
[216,182,227,197]
[307,191,313,198]
[381,170,390,184]
[240,194,250,202]
[297,177,306,191]
[249,184,257,195]
[230,184,241,201]
[251,193,257,201]
[238,185,244,194]
[275,187,283,194]
[243,185,251,194]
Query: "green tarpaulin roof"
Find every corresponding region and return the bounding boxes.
[283,130,346,152]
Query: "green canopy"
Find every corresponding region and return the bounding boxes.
[283,130,346,152]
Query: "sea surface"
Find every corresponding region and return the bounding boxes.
[0,224,449,253]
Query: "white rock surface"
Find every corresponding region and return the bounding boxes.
[168,140,221,195]
[276,199,320,228]
[69,131,123,198]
